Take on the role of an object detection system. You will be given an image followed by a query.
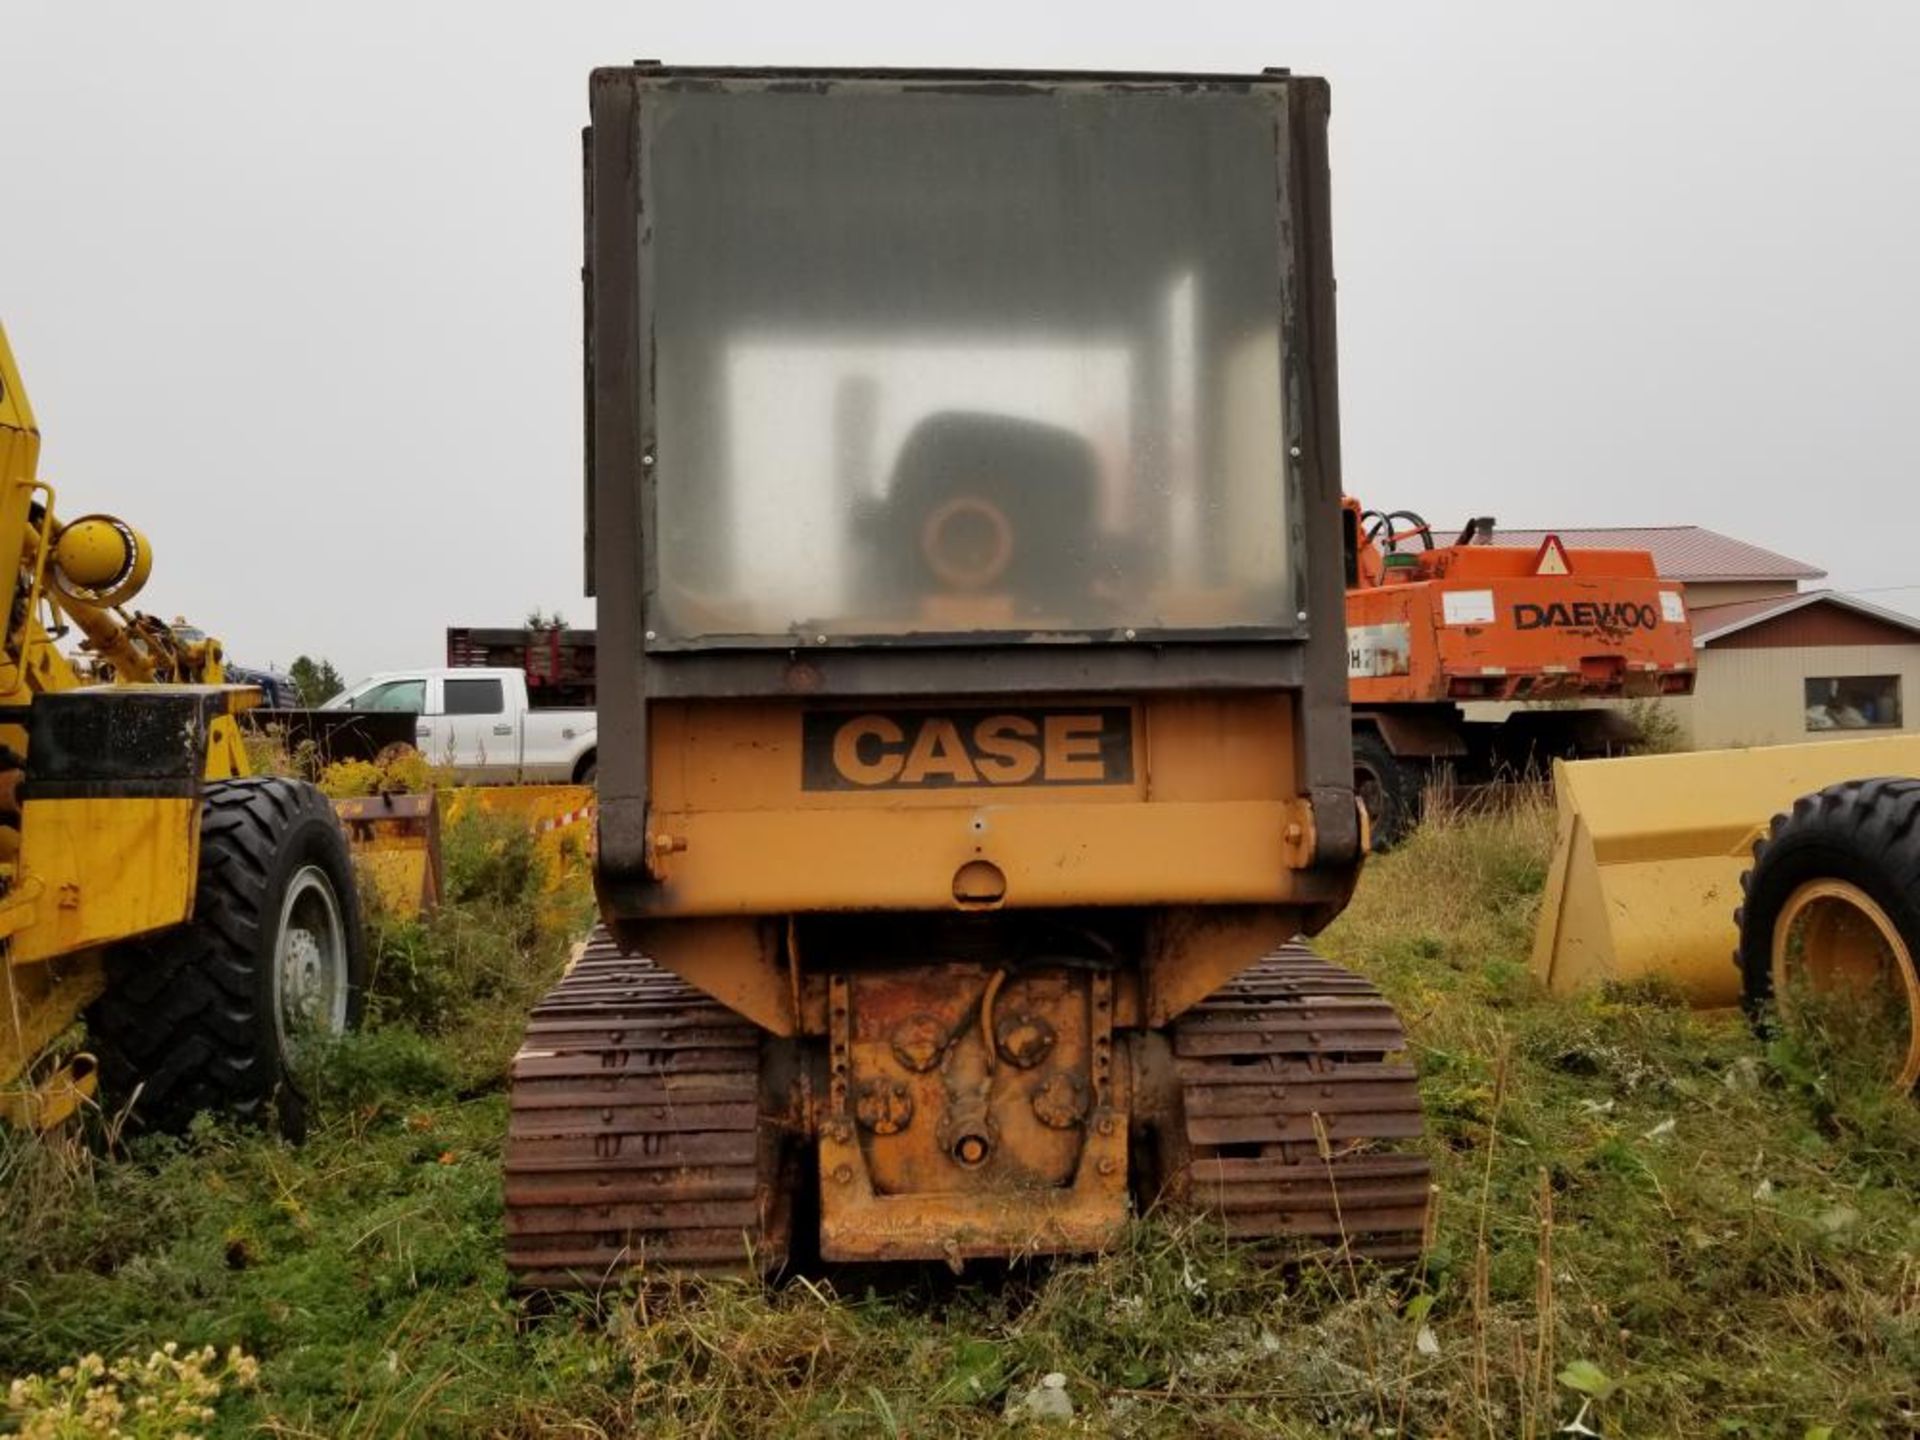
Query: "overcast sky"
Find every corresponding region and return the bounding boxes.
[6,2,1917,680]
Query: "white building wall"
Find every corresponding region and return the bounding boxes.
[1687,643,1920,749]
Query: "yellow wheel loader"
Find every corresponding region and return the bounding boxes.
[0,325,364,1135]
[1737,778,1920,1093]
[1532,738,1920,1093]
[503,65,1432,1286]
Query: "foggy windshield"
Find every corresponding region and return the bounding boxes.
[645,83,1295,644]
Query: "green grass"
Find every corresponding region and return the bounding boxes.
[3,801,1915,1436]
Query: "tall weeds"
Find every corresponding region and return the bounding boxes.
[2,796,1914,1437]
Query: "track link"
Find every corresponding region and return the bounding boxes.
[1167,941,1431,1261]
[504,927,784,1290]
[507,932,1428,1287]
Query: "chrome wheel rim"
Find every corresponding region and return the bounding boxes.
[274,864,348,1061]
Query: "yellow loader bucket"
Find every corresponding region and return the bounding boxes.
[440,784,595,891]
[1532,735,1920,1006]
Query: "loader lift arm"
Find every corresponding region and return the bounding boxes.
[0,324,364,1132]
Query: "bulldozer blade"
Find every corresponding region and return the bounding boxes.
[334,792,443,918]
[1532,735,1920,1006]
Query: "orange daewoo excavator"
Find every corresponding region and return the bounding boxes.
[1344,500,1696,844]
[500,64,1434,1287]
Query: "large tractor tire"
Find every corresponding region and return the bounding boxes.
[1353,728,1420,851]
[89,777,366,1136]
[1737,778,1920,1093]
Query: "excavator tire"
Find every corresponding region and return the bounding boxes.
[1352,728,1420,851]
[89,778,365,1138]
[1737,777,1920,1093]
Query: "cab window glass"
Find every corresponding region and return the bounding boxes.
[444,678,505,716]
[647,86,1293,643]
[359,680,425,714]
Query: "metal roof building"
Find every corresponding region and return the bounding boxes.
[1495,526,1825,602]
[1664,589,1920,746]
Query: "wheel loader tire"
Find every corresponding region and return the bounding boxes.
[1737,777,1920,1092]
[1353,729,1419,851]
[88,777,367,1137]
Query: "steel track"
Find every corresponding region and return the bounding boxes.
[504,929,783,1290]
[506,930,1430,1289]
[1166,941,1432,1260]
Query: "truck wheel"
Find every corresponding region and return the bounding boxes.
[1353,730,1419,851]
[573,750,596,785]
[1737,778,1920,1093]
[88,777,366,1137]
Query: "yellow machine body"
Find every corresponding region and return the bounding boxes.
[1532,734,1920,1005]
[441,782,595,892]
[332,792,444,917]
[501,68,1440,1287]
[643,697,1313,915]
[631,695,1337,1039]
[0,322,263,1127]
[634,693,1352,1262]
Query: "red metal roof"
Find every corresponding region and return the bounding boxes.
[1687,589,1920,645]
[1492,526,1825,583]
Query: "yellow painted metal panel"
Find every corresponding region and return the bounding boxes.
[441,784,596,890]
[0,324,38,437]
[334,792,443,918]
[645,798,1313,915]
[10,797,199,964]
[0,1049,100,1130]
[649,695,1297,812]
[1532,735,1920,1005]
[0,949,105,1095]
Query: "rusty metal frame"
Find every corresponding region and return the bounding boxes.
[816,967,1131,1263]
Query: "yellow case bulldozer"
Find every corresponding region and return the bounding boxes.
[503,66,1432,1285]
[0,325,364,1135]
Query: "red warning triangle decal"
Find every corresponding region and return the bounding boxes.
[1533,535,1572,576]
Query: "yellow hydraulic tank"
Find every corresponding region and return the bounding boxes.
[1532,735,1920,1005]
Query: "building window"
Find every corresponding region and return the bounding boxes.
[1804,675,1902,731]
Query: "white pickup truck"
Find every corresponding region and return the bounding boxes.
[323,667,597,784]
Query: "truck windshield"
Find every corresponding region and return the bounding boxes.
[328,679,423,714]
[644,83,1295,645]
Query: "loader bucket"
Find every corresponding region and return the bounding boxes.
[1532,735,1920,1006]
[439,784,595,891]
[334,792,443,918]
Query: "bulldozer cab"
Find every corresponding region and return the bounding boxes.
[587,68,1360,931]
[627,80,1301,648]
[513,68,1430,1282]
